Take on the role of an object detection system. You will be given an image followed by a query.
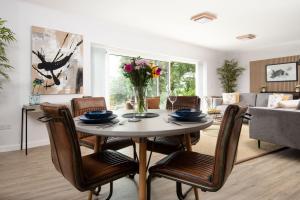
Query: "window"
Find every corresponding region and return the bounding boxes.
[170,62,196,96]
[107,54,196,109]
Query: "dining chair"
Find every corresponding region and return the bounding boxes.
[146,96,201,155]
[146,96,201,197]
[147,105,248,200]
[71,97,137,161]
[147,97,160,109]
[39,103,138,200]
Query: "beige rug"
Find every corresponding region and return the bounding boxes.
[84,124,285,164]
[193,124,284,163]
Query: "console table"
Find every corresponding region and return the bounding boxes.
[20,104,41,155]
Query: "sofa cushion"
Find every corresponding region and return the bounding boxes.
[278,100,300,109]
[267,94,293,108]
[239,93,256,107]
[256,93,272,107]
[222,93,239,104]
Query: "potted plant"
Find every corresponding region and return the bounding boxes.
[0,18,16,89]
[217,59,245,93]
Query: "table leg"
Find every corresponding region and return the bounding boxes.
[25,109,28,156]
[184,134,199,200]
[139,140,147,200]
[20,108,24,150]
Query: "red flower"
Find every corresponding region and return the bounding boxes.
[124,64,133,73]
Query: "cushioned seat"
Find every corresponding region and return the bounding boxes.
[82,150,138,185]
[149,151,214,185]
[147,105,248,199]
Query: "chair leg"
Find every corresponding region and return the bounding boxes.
[258,140,261,149]
[133,142,138,161]
[147,174,153,200]
[176,182,193,200]
[129,142,138,179]
[105,182,113,200]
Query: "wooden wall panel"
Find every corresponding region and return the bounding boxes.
[250,55,300,93]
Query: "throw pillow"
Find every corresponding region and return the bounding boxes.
[278,100,300,109]
[267,94,283,108]
[222,93,240,105]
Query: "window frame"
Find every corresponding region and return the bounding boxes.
[94,45,199,108]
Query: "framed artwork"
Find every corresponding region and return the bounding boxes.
[31,26,83,94]
[266,62,298,82]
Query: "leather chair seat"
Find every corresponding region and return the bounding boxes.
[146,132,200,154]
[82,150,138,186]
[149,151,214,186]
[79,135,134,151]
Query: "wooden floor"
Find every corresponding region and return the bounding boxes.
[0,145,300,200]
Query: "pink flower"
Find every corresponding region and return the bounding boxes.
[155,68,161,75]
[135,59,149,66]
[123,64,133,73]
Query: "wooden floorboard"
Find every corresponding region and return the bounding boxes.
[0,145,299,200]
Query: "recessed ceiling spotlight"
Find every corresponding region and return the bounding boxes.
[236,34,256,40]
[191,12,217,24]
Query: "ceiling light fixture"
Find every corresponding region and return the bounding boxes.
[236,34,256,40]
[191,12,217,24]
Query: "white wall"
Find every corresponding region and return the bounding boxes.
[0,0,225,152]
[227,41,300,92]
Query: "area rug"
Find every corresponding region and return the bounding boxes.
[193,124,285,163]
[83,124,286,164]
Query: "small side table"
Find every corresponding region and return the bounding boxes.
[21,104,41,155]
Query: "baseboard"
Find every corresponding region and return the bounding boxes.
[0,139,50,153]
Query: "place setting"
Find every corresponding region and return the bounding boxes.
[78,110,124,129]
[167,108,208,125]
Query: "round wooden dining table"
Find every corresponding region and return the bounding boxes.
[74,109,213,200]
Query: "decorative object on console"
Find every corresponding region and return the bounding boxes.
[295,85,300,92]
[0,18,16,89]
[29,78,44,105]
[261,85,267,92]
[31,26,83,95]
[217,59,245,93]
[121,57,161,114]
[266,62,298,82]
[222,92,240,104]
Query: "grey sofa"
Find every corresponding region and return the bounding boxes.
[249,107,300,150]
[216,93,272,113]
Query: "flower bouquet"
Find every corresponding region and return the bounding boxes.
[122,57,161,114]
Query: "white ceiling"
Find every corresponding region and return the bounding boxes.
[22,0,300,52]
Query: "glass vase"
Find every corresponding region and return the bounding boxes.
[133,86,147,116]
[29,94,41,105]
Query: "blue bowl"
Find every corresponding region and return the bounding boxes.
[84,110,113,119]
[175,109,202,117]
